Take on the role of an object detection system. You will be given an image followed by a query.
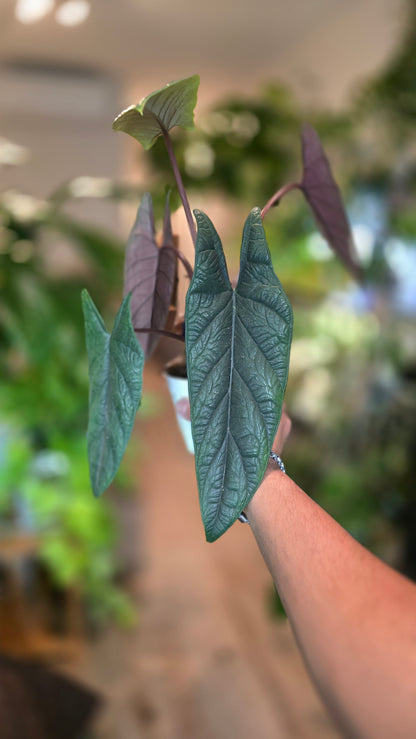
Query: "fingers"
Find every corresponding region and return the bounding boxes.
[175,397,191,421]
[272,408,292,454]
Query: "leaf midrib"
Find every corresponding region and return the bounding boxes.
[216,290,237,516]
[94,333,111,487]
[94,335,135,488]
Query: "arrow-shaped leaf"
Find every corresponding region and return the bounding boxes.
[112,75,200,150]
[124,193,177,358]
[300,123,363,280]
[185,208,293,542]
[82,290,144,497]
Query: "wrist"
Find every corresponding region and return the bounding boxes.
[246,467,286,511]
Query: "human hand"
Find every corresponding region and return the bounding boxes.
[272,406,291,456]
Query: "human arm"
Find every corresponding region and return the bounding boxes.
[246,417,416,739]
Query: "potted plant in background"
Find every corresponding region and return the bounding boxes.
[82,75,362,543]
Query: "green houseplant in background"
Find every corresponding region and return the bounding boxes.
[83,75,361,543]
[0,172,147,625]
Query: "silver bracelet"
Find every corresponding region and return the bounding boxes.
[238,452,286,524]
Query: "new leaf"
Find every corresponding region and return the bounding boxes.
[186,209,293,542]
[124,193,176,358]
[82,290,144,497]
[112,75,200,150]
[300,124,363,281]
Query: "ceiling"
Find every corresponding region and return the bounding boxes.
[0,0,410,275]
[0,0,408,108]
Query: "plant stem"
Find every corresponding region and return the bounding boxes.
[161,127,197,247]
[161,245,193,279]
[135,327,185,343]
[261,181,301,220]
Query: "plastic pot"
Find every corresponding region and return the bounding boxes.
[164,357,194,454]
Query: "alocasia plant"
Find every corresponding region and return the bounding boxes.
[82,291,144,496]
[186,209,292,541]
[82,75,361,541]
[123,192,177,358]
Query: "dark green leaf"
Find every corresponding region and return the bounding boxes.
[112,75,200,150]
[185,208,293,542]
[124,193,176,357]
[82,290,144,497]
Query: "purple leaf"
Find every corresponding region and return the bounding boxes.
[124,193,177,357]
[300,124,363,281]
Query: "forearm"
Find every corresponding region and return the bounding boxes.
[246,468,416,739]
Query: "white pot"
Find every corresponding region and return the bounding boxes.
[164,372,194,454]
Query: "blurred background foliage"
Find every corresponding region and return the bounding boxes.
[0,166,170,625]
[0,178,146,625]
[1,0,416,630]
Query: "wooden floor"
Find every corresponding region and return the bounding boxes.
[64,365,341,739]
